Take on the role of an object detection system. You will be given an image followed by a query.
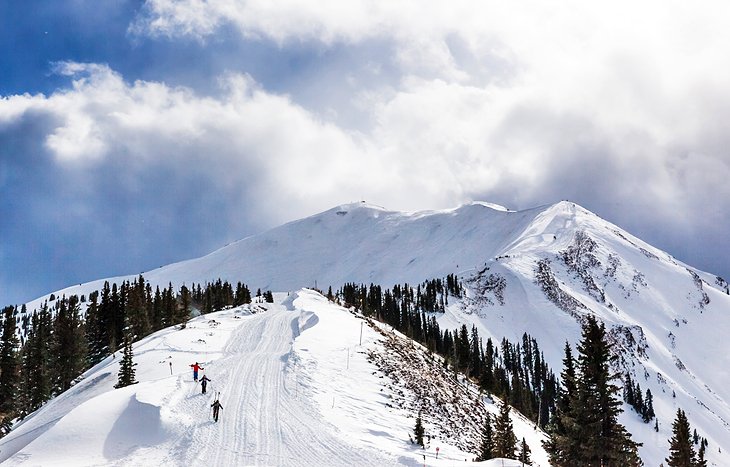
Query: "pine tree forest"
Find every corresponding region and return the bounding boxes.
[339,279,559,430]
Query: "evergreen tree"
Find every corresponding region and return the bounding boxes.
[110,282,125,350]
[479,338,495,391]
[634,382,643,412]
[624,374,635,406]
[234,282,252,305]
[0,306,20,433]
[162,283,176,325]
[456,324,470,372]
[23,303,54,412]
[574,316,641,466]
[544,318,642,466]
[52,296,86,392]
[518,437,532,465]
[477,413,494,461]
[126,276,150,339]
[152,286,163,330]
[414,412,424,447]
[643,388,655,422]
[666,409,695,467]
[469,325,482,379]
[695,442,707,467]
[177,284,191,328]
[493,400,517,459]
[98,282,114,354]
[544,341,578,465]
[84,291,107,366]
[114,325,137,389]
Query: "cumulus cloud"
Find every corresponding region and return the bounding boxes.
[128,1,730,207]
[1,63,469,227]
[5,55,730,233]
[4,1,730,303]
[1,63,374,302]
[127,0,730,273]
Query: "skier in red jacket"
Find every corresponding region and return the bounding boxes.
[190,362,204,381]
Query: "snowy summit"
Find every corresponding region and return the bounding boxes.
[1,200,729,466]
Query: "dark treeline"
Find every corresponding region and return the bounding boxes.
[338,277,558,430]
[623,373,655,423]
[0,276,253,435]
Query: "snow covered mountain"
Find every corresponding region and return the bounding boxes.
[8,200,730,465]
[26,200,543,309]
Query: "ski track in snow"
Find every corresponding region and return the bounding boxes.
[176,306,385,467]
[0,301,395,466]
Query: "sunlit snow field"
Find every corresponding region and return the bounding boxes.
[0,290,550,466]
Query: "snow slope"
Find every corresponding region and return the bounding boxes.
[24,201,540,312]
[437,201,730,465]
[14,200,730,465]
[0,290,548,466]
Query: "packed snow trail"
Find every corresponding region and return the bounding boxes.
[176,303,388,466]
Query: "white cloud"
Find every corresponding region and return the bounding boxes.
[8,0,730,263]
[129,1,730,205]
[4,45,730,232]
[5,0,730,306]
[132,0,401,43]
[0,94,46,124]
[132,1,730,85]
[0,63,444,224]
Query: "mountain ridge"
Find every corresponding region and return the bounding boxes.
[23,200,572,310]
[13,199,730,465]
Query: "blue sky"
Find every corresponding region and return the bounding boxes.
[2,0,730,305]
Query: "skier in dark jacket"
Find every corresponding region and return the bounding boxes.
[211,399,223,422]
[200,375,211,394]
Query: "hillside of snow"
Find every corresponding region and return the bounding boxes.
[0,290,549,466]
[14,200,730,465]
[436,202,730,466]
[24,201,541,312]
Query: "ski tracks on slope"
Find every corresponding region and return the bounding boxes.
[177,307,387,466]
